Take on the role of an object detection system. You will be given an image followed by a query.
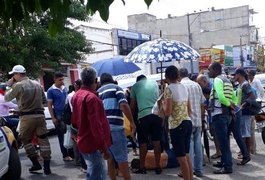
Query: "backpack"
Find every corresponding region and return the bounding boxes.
[62,103,72,125]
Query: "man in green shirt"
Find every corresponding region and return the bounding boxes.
[130,75,162,175]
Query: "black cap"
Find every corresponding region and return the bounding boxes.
[234,68,247,77]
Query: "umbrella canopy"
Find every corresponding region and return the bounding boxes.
[91,57,141,77]
[125,38,200,63]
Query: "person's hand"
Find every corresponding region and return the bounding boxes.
[8,77,16,86]
[230,103,236,110]
[52,118,58,126]
[102,151,110,160]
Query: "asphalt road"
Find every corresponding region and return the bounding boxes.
[19,131,265,180]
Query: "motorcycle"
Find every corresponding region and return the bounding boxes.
[255,104,265,144]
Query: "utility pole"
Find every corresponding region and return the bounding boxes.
[240,35,244,67]
[187,13,194,74]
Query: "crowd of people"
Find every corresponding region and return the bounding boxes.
[0,62,264,180]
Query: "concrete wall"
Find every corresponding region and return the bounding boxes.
[128,5,257,50]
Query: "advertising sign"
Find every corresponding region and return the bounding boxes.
[211,48,224,64]
[224,45,233,66]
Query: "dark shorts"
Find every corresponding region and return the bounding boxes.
[137,114,162,144]
[170,120,192,157]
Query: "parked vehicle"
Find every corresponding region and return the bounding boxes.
[0,121,21,180]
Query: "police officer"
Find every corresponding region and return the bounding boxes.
[5,65,52,175]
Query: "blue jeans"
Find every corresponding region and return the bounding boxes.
[82,151,107,180]
[55,115,68,158]
[212,114,233,171]
[229,111,250,160]
[189,126,203,174]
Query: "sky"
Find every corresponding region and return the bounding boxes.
[90,0,265,37]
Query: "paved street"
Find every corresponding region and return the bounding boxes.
[20,131,265,180]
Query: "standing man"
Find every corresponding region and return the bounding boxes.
[208,62,236,174]
[197,75,221,159]
[130,75,162,174]
[71,67,112,180]
[5,65,51,174]
[248,70,264,154]
[180,68,205,177]
[234,68,255,157]
[47,72,72,161]
[98,73,136,180]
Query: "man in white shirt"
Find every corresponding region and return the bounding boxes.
[248,70,264,99]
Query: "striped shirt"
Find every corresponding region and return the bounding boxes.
[97,83,127,129]
[181,77,205,127]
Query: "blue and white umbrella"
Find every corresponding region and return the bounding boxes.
[125,38,200,63]
[91,56,141,77]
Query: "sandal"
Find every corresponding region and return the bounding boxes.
[63,156,73,161]
[178,171,183,178]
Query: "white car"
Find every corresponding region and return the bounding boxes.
[0,125,21,180]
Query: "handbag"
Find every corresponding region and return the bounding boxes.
[63,125,74,149]
[242,99,261,116]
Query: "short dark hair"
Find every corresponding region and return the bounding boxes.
[75,79,82,87]
[165,65,179,81]
[179,68,189,78]
[54,72,64,79]
[136,74,146,82]
[248,70,256,76]
[81,67,97,87]
[100,73,114,85]
[210,62,222,74]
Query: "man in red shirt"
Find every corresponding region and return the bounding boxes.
[71,67,112,180]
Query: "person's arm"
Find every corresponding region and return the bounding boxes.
[4,84,20,102]
[90,98,110,158]
[47,90,58,126]
[214,78,231,107]
[4,101,18,111]
[163,87,172,116]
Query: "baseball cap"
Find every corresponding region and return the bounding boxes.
[233,68,247,77]
[9,65,26,75]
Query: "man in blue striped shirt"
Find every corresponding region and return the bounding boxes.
[98,73,136,180]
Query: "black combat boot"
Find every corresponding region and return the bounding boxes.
[43,160,51,175]
[29,156,42,172]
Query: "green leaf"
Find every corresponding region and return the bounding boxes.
[144,0,153,7]
[48,20,58,37]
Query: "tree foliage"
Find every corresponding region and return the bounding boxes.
[0,1,93,79]
[0,0,153,35]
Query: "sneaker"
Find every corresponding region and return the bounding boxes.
[213,168,232,174]
[29,164,42,173]
[193,172,203,177]
[213,161,224,168]
[237,158,251,166]
[133,168,147,174]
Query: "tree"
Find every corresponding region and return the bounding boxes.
[0,1,93,78]
[0,0,153,35]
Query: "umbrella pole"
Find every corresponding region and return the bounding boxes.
[160,61,163,93]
